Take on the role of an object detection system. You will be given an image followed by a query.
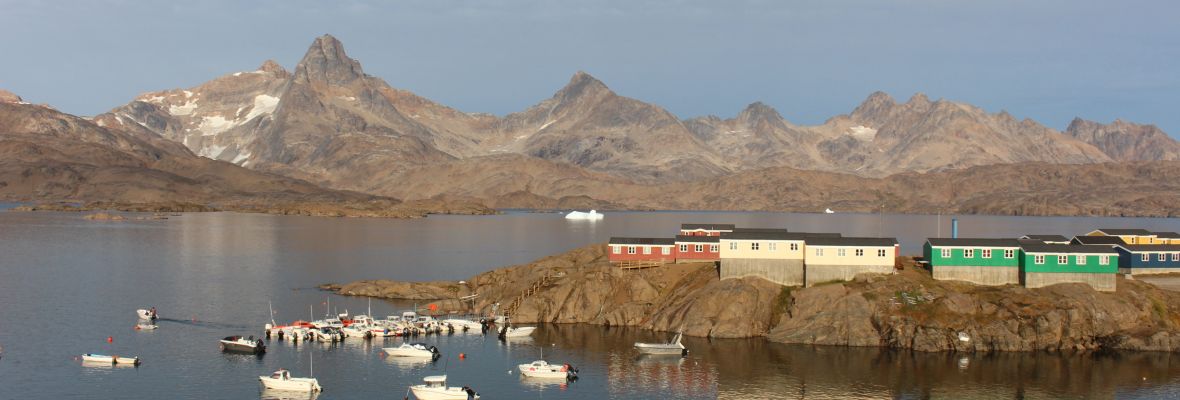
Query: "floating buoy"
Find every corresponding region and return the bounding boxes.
[459,353,466,360]
[107,336,113,343]
[134,325,140,330]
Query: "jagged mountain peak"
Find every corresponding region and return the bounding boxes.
[850,91,898,121]
[907,92,931,105]
[293,34,365,86]
[258,59,287,75]
[738,101,787,125]
[554,71,612,103]
[1065,117,1180,161]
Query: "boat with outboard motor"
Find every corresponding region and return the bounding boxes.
[259,368,321,393]
[220,335,266,354]
[498,325,536,338]
[634,332,688,356]
[518,360,577,380]
[409,375,478,400]
[136,308,158,321]
[383,342,440,358]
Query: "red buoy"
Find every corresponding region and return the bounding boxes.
[459,353,466,360]
[107,336,113,343]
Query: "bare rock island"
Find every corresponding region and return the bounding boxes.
[325,244,1180,352]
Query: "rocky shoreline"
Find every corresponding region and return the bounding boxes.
[325,244,1180,353]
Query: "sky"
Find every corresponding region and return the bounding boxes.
[1,0,1177,135]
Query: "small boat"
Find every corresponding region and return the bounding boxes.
[634,332,688,356]
[824,208,835,214]
[439,318,480,331]
[135,322,158,330]
[310,327,344,342]
[81,353,141,365]
[259,369,322,393]
[409,375,478,400]
[498,325,536,338]
[136,308,158,321]
[518,360,577,380]
[564,210,603,220]
[220,335,266,354]
[383,343,439,358]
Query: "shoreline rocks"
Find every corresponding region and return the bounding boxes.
[325,244,1180,353]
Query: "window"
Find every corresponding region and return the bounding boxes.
[1004,249,1014,259]
[769,242,777,251]
[695,244,704,253]
[878,249,887,257]
[1076,255,1085,265]
[816,248,824,256]
[855,249,864,257]
[662,247,671,255]
[612,246,620,254]
[964,249,974,258]
[1173,253,1179,262]
[729,242,737,250]
[1058,255,1068,264]
[982,249,992,258]
[628,246,636,255]
[838,248,847,257]
[941,248,951,258]
[680,244,688,253]
[790,243,799,251]
[710,244,718,252]
[643,246,651,255]
[751,242,760,251]
[1035,255,1045,264]
[1100,255,1109,265]
[1160,254,1168,262]
[1143,254,1150,262]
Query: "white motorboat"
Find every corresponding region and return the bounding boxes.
[409,375,478,400]
[383,343,439,358]
[310,327,344,342]
[136,308,158,321]
[564,210,604,220]
[517,360,577,380]
[439,318,480,331]
[220,336,266,354]
[498,325,536,338]
[81,353,141,365]
[259,369,322,393]
[634,332,688,356]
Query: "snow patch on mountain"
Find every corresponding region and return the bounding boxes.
[198,116,236,136]
[198,143,227,159]
[169,100,199,116]
[244,94,279,121]
[848,125,877,141]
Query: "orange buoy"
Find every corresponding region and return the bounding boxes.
[459,353,466,360]
[107,336,113,343]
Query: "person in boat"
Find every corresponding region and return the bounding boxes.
[149,307,157,319]
[463,386,476,400]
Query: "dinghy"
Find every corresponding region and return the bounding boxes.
[518,360,577,380]
[634,332,688,356]
[383,342,440,358]
[81,353,141,365]
[409,375,478,400]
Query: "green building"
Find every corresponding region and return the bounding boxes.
[1018,243,1118,292]
[924,238,1022,285]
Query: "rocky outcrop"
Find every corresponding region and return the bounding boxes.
[328,245,1180,352]
[0,89,21,103]
[1065,118,1180,161]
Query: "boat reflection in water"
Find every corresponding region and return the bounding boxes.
[260,388,319,400]
[607,352,718,398]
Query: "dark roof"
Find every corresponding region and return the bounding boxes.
[927,238,1022,248]
[1153,232,1180,239]
[721,231,839,240]
[680,223,735,231]
[675,235,720,243]
[1092,228,1154,236]
[1070,236,1126,246]
[805,237,898,247]
[1116,244,1180,252]
[609,237,675,245]
[1019,243,1118,254]
[1020,234,1070,242]
[731,228,790,233]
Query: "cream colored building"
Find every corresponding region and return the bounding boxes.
[719,231,840,286]
[1086,229,1157,245]
[803,237,898,286]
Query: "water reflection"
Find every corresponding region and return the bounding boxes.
[259,388,319,400]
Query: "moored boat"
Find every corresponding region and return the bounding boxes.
[259,369,322,393]
[136,308,158,321]
[383,342,439,358]
[517,360,577,380]
[408,375,477,400]
[81,353,141,365]
[220,335,266,354]
[634,332,688,356]
[498,325,536,338]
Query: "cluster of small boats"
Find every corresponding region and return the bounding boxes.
[264,310,483,345]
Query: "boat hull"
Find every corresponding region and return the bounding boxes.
[81,354,140,365]
[258,377,321,392]
[634,345,687,356]
[500,326,536,338]
[409,386,477,400]
[221,341,265,354]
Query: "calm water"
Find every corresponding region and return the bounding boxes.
[2,207,1180,399]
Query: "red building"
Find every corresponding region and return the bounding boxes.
[679,224,736,237]
[608,237,676,266]
[675,235,720,262]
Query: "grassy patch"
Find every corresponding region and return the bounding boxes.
[770,286,796,326]
[1151,297,1169,322]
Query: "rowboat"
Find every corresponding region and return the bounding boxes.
[81,353,141,365]
[634,332,688,356]
[409,375,477,400]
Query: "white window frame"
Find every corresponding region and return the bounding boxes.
[710,244,718,253]
[1076,255,1085,265]
[662,247,671,255]
[982,249,992,258]
[680,244,688,253]
[643,246,652,255]
[769,242,777,251]
[964,249,974,258]
[1035,255,1045,264]
[1160,253,1167,262]
[941,248,951,258]
[1058,255,1068,264]
[838,248,846,257]
[729,242,737,250]
[1100,255,1109,265]
[751,242,760,251]
[878,249,887,257]
[1143,254,1150,262]
[628,246,636,255]
[855,249,864,257]
[695,244,704,253]
[1173,253,1179,262]
[1004,249,1014,259]
[612,246,620,254]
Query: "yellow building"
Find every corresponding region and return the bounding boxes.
[803,237,898,286]
[1153,232,1180,245]
[719,231,839,286]
[1086,229,1157,245]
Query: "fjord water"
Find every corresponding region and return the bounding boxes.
[2,208,1180,399]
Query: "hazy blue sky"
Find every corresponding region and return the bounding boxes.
[1,0,1177,134]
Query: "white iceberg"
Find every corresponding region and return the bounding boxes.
[565,209,604,220]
